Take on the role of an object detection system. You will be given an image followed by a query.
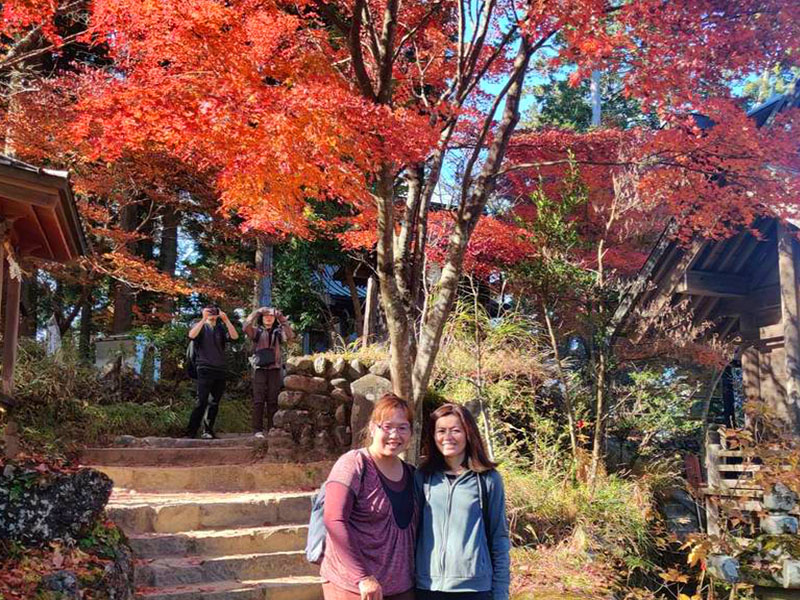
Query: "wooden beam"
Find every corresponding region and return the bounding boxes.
[608,220,678,339]
[716,284,780,316]
[676,270,749,297]
[778,222,800,432]
[0,179,58,207]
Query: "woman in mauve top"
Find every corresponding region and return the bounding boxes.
[320,393,416,600]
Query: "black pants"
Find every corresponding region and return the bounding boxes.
[252,368,282,432]
[187,375,226,436]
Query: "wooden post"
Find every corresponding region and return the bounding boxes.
[362,275,378,346]
[2,243,21,458]
[778,223,800,432]
[705,441,722,535]
[2,269,21,396]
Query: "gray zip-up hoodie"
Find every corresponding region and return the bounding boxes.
[414,468,510,600]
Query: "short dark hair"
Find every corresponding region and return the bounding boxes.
[420,403,497,473]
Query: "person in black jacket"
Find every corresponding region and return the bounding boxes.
[185,306,239,439]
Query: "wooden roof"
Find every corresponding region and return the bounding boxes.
[614,83,800,344]
[613,218,784,343]
[0,155,88,262]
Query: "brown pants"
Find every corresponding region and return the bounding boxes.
[252,367,281,432]
[322,583,415,600]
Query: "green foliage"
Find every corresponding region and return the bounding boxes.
[511,161,594,303]
[4,337,250,452]
[608,367,704,458]
[504,463,652,554]
[273,237,331,331]
[523,72,658,132]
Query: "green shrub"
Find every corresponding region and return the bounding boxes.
[2,338,251,452]
[504,463,653,559]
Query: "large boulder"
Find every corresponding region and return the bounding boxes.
[764,483,798,513]
[329,357,347,378]
[0,465,112,546]
[760,515,799,535]
[306,393,335,411]
[349,374,393,448]
[330,378,351,393]
[284,374,329,394]
[335,403,351,426]
[330,388,351,406]
[286,356,314,375]
[346,359,368,380]
[278,390,305,409]
[313,355,330,376]
[369,360,391,378]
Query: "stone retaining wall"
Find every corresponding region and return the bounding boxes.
[266,355,392,460]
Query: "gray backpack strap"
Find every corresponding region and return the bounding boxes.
[478,471,491,542]
[424,472,431,503]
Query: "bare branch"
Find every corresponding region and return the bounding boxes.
[376,0,400,103]
[349,0,377,101]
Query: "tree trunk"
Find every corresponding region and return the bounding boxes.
[79,292,92,362]
[253,237,273,309]
[362,274,379,346]
[112,202,138,334]
[375,165,414,400]
[158,207,180,378]
[19,274,37,337]
[405,37,533,463]
[344,264,364,340]
[541,299,579,462]
[159,208,179,281]
[590,70,602,127]
[589,346,608,488]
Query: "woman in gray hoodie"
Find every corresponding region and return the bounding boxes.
[415,403,510,600]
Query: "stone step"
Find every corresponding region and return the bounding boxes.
[108,491,314,534]
[81,446,259,467]
[134,551,318,588]
[95,461,331,492]
[129,525,308,558]
[135,576,323,600]
[114,435,260,449]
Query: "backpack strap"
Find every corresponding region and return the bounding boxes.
[478,471,491,543]
[423,472,432,503]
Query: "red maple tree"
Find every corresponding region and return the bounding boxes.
[2,0,799,452]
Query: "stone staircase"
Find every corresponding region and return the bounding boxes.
[80,435,332,600]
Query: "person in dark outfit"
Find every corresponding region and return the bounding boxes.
[244,306,295,438]
[185,306,239,439]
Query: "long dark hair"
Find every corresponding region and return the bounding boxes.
[420,403,497,474]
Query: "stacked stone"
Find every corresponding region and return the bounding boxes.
[707,483,800,594]
[761,482,799,536]
[266,355,372,460]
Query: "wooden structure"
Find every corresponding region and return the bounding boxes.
[614,216,800,536]
[0,155,87,455]
[615,217,800,431]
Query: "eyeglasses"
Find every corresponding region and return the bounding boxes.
[378,423,412,435]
